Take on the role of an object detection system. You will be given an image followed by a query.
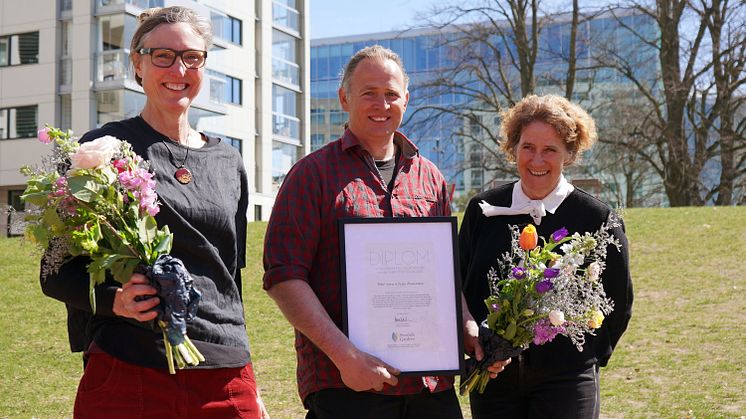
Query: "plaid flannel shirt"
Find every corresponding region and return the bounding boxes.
[263,129,453,403]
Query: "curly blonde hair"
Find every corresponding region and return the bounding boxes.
[130,6,213,86]
[499,94,597,165]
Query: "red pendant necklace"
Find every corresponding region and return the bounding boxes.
[161,138,192,185]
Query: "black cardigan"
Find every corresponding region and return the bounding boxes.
[459,182,633,371]
[40,116,251,369]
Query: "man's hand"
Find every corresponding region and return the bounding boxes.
[267,280,401,391]
[334,346,400,391]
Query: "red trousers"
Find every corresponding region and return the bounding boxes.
[74,351,261,418]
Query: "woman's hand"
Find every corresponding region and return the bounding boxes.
[464,317,511,378]
[112,273,160,322]
[257,389,271,419]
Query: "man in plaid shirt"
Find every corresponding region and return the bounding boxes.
[263,45,509,418]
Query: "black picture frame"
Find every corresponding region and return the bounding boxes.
[338,216,464,376]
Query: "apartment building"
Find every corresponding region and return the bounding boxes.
[0,0,310,235]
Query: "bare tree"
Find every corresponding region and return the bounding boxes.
[596,1,716,206]
[404,0,588,187]
[590,91,663,207]
[694,0,746,204]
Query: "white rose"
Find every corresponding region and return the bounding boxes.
[71,136,122,169]
[587,262,602,281]
[549,310,565,326]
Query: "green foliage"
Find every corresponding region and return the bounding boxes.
[1,207,744,418]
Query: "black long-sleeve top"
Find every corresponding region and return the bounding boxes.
[40,116,251,369]
[459,183,633,371]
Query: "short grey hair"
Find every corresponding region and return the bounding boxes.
[340,45,410,93]
[130,6,213,86]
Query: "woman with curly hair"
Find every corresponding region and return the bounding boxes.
[459,94,633,418]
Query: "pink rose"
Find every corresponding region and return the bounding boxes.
[38,127,52,144]
[70,136,122,169]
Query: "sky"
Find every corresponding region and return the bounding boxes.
[309,0,437,40]
[308,1,612,40]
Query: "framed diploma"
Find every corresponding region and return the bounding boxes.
[338,217,464,376]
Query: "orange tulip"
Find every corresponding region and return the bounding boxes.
[519,224,538,250]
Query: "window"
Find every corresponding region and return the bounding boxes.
[273,0,300,33]
[207,71,242,105]
[311,133,325,151]
[329,112,346,126]
[0,105,37,139]
[272,140,301,191]
[96,90,146,126]
[99,15,127,50]
[59,94,72,131]
[310,108,325,124]
[470,170,483,188]
[227,76,242,105]
[226,136,242,154]
[0,32,39,66]
[212,13,242,45]
[100,1,164,9]
[273,30,300,86]
[204,131,243,154]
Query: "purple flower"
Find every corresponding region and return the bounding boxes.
[512,267,526,279]
[532,318,566,345]
[52,176,68,197]
[543,267,560,278]
[490,302,500,313]
[551,227,569,242]
[535,280,553,294]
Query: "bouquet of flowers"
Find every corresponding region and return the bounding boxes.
[460,220,621,395]
[21,125,203,374]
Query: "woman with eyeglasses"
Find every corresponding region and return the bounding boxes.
[39,6,269,418]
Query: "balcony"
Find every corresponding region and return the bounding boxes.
[272,112,300,142]
[209,75,227,104]
[59,57,72,87]
[98,0,163,8]
[273,1,300,34]
[272,57,300,88]
[96,50,132,83]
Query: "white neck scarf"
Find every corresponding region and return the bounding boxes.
[478,175,574,225]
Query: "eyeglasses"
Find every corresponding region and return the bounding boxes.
[138,48,207,69]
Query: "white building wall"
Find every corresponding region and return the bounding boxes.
[0,0,310,234]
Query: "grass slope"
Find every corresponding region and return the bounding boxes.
[0,207,743,418]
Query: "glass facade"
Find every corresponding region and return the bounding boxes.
[310,13,659,194]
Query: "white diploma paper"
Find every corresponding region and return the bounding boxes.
[341,219,462,375]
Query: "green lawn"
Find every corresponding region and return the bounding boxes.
[1,207,744,418]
